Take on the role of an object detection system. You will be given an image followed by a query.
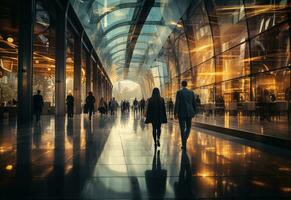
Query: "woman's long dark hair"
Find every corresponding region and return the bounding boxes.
[151,88,161,103]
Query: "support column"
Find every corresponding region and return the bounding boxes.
[74,34,82,114]
[55,4,67,116]
[85,52,91,95]
[17,0,35,123]
[93,61,98,99]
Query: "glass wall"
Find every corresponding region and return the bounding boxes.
[159,0,291,140]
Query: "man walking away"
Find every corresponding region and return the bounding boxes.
[174,80,197,150]
[33,90,44,122]
[66,93,74,118]
[86,91,96,120]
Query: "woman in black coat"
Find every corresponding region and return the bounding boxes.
[145,88,167,149]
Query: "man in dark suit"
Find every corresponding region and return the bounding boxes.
[33,90,44,122]
[174,80,196,150]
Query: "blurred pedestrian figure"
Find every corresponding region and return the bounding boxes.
[109,97,118,115]
[133,98,139,115]
[85,91,95,120]
[168,98,174,118]
[98,97,107,117]
[66,93,74,118]
[33,90,44,122]
[140,98,146,115]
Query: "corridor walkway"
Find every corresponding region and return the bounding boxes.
[1,113,291,199]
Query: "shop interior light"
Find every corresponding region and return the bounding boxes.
[7,37,14,43]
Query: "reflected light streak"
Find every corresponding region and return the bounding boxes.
[282,187,291,192]
[252,180,266,187]
[189,44,213,53]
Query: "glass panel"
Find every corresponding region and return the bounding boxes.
[254,69,290,102]
[206,0,248,53]
[216,43,250,82]
[106,36,128,49]
[193,59,215,88]
[250,22,290,73]
[194,85,215,104]
[101,8,134,30]
[185,0,214,66]
[146,7,163,21]
[177,31,191,74]
[93,0,138,16]
[244,0,289,37]
[105,25,130,39]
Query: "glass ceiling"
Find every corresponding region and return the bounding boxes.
[70,0,192,83]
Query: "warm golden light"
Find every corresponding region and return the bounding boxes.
[7,37,14,43]
[282,187,291,192]
[47,68,51,71]
[5,165,13,171]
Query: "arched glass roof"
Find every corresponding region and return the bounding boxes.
[70,0,192,83]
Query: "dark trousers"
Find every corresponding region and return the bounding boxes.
[35,110,41,121]
[178,117,192,147]
[88,108,93,120]
[152,123,161,143]
[67,105,74,118]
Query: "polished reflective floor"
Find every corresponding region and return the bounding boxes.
[1,113,291,199]
[192,113,291,140]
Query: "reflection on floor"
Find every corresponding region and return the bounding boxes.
[192,113,291,140]
[1,113,291,199]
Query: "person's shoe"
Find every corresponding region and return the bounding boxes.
[157,140,160,147]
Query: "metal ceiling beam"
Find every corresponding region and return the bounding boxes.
[124,0,155,79]
[101,20,162,38]
[90,2,162,24]
[99,32,156,48]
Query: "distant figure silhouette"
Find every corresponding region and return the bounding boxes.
[109,98,117,115]
[167,98,174,118]
[133,98,139,115]
[98,97,107,117]
[33,90,44,122]
[66,93,74,118]
[140,98,146,114]
[174,80,196,150]
[145,150,167,199]
[145,88,167,149]
[85,91,95,120]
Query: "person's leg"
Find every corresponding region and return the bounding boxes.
[156,123,161,147]
[89,108,92,120]
[152,124,157,146]
[157,123,161,140]
[178,118,186,148]
[36,110,40,121]
[185,117,192,141]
